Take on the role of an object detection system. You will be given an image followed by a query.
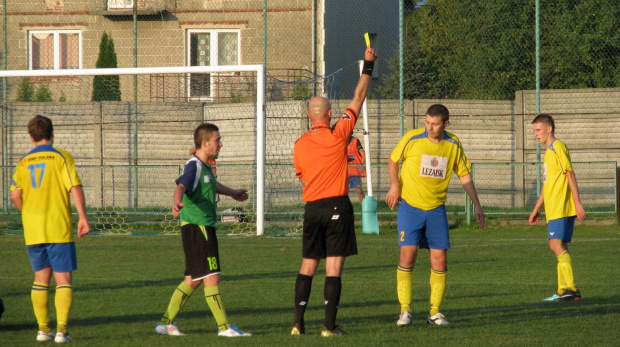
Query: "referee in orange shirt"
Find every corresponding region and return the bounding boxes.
[291,46,377,337]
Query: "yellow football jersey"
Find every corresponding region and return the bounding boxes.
[10,145,82,245]
[542,140,576,221]
[390,128,471,210]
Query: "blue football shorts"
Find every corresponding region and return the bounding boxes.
[27,243,78,272]
[547,216,575,242]
[397,201,450,250]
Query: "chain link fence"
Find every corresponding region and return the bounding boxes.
[0,161,615,236]
[1,1,620,235]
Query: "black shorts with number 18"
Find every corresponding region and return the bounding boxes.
[181,224,221,280]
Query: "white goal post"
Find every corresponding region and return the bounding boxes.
[0,65,268,236]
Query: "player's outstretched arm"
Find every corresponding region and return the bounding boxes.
[216,182,249,202]
[566,170,587,221]
[346,47,377,116]
[385,159,401,210]
[459,174,485,228]
[71,185,90,237]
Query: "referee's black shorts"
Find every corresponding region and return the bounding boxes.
[181,224,220,280]
[302,196,357,259]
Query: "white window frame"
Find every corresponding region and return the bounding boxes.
[28,30,83,70]
[108,0,133,10]
[186,29,241,99]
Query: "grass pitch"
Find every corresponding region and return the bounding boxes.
[1,223,619,346]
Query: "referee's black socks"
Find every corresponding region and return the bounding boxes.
[294,274,313,326]
[324,276,342,330]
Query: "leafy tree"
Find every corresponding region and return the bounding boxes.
[379,37,442,99]
[540,0,620,89]
[92,32,121,101]
[381,0,620,100]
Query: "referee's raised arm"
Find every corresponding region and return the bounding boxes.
[346,47,377,116]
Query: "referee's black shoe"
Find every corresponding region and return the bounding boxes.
[321,325,347,337]
[291,323,305,335]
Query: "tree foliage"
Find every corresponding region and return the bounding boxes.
[16,77,35,102]
[92,32,121,101]
[380,0,620,100]
[34,85,53,102]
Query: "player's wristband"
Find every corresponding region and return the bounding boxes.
[362,60,374,75]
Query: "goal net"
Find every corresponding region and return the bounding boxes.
[0,65,265,234]
[0,65,343,236]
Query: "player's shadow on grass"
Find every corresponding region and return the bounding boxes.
[443,294,620,326]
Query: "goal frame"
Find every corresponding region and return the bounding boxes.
[0,65,267,236]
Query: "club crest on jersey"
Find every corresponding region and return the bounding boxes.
[420,155,448,179]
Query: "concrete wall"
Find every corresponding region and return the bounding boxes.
[2,87,619,210]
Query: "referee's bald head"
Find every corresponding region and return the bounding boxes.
[307,96,331,122]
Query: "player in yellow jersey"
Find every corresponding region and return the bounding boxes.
[10,115,90,343]
[386,104,485,326]
[529,114,587,301]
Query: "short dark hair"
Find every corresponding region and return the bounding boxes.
[426,104,450,122]
[532,113,555,133]
[28,115,53,142]
[194,123,219,149]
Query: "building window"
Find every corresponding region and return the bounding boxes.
[108,0,133,9]
[187,30,240,99]
[29,30,81,70]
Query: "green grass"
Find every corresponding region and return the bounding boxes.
[1,224,619,346]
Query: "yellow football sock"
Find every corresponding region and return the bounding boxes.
[32,282,50,332]
[204,285,229,332]
[161,281,195,325]
[429,268,447,317]
[55,284,72,334]
[397,266,413,313]
[557,251,576,293]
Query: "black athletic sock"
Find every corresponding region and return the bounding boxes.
[324,276,342,330]
[294,274,313,326]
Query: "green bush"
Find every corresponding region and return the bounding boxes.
[291,78,312,100]
[34,85,53,102]
[92,32,121,101]
[16,77,35,102]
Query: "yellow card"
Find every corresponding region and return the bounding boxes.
[364,32,371,48]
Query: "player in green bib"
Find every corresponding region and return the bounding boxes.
[529,114,587,301]
[155,123,251,337]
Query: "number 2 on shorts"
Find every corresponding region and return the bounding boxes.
[400,231,405,242]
